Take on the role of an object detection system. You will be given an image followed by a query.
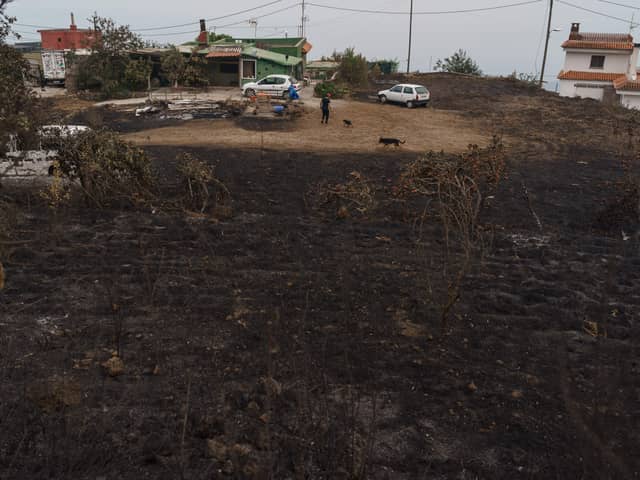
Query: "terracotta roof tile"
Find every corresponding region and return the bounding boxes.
[205,51,240,58]
[562,32,634,51]
[614,77,640,91]
[557,70,627,82]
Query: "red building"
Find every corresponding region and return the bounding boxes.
[38,13,100,51]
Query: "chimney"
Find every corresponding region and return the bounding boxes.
[197,18,208,45]
[70,12,77,31]
[570,22,580,39]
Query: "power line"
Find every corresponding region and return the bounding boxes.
[132,0,285,32]
[557,0,640,26]
[597,0,640,10]
[216,3,300,29]
[305,0,542,15]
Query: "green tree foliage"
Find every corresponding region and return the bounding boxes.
[183,53,209,87]
[435,49,482,76]
[0,0,40,156]
[161,46,186,87]
[124,57,152,91]
[337,47,368,88]
[368,59,399,75]
[78,15,145,96]
[208,32,233,43]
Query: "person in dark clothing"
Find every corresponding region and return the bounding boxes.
[321,93,331,124]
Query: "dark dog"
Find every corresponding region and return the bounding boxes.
[379,137,405,147]
[343,119,353,127]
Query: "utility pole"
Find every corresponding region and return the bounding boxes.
[539,0,553,88]
[407,0,414,73]
[300,0,307,37]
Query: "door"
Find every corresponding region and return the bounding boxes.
[402,86,415,102]
[388,85,403,102]
[256,77,273,95]
[273,76,287,96]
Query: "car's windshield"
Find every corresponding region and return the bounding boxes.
[415,87,428,94]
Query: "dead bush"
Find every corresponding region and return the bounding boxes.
[313,171,376,218]
[54,129,154,208]
[175,152,231,214]
[395,138,505,330]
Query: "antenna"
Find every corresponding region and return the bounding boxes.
[299,0,308,37]
[249,19,258,39]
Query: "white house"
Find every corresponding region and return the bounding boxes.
[557,23,640,109]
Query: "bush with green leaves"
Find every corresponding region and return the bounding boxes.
[314,81,348,99]
[54,129,154,208]
[435,49,482,76]
[337,47,369,87]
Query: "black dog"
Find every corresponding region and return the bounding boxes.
[343,119,353,127]
[379,137,405,147]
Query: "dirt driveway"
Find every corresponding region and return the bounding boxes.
[122,98,489,154]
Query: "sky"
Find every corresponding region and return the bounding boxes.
[6,0,640,88]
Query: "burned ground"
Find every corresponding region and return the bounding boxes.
[1,77,640,479]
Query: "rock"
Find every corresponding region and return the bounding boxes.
[511,389,523,399]
[206,438,228,461]
[242,461,259,477]
[466,382,478,393]
[101,356,124,377]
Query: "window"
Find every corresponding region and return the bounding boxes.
[274,77,286,84]
[242,59,256,79]
[220,62,239,74]
[590,55,605,69]
[415,87,429,94]
[390,85,403,92]
[403,87,414,94]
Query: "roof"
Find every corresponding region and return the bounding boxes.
[562,32,634,51]
[306,60,339,70]
[205,45,242,58]
[241,45,302,66]
[614,77,640,91]
[557,70,627,82]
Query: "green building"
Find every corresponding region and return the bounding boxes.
[179,36,312,87]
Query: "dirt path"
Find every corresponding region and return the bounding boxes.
[122,100,489,154]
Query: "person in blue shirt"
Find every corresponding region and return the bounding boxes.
[288,84,300,100]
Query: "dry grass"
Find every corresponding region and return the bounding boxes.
[122,100,490,154]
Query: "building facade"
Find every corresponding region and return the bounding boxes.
[558,23,640,108]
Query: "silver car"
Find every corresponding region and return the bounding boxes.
[242,74,301,98]
[378,83,430,108]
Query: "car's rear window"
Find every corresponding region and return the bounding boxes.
[415,87,428,94]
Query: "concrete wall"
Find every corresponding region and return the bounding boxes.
[563,50,630,73]
[620,92,640,109]
[559,79,609,100]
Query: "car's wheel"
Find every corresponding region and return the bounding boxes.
[421,102,428,108]
[245,88,256,97]
[379,95,387,104]
[282,90,289,99]
[406,101,414,109]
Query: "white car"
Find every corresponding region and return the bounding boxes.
[378,83,430,108]
[242,74,301,98]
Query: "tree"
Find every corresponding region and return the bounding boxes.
[79,15,145,96]
[208,32,232,43]
[337,47,368,88]
[124,57,152,91]
[435,49,482,76]
[0,0,14,42]
[0,0,40,157]
[161,46,186,88]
